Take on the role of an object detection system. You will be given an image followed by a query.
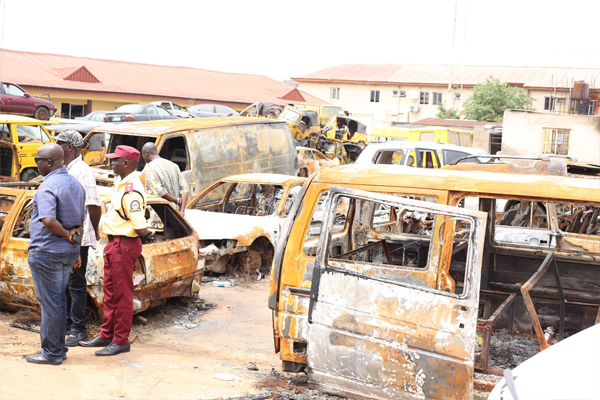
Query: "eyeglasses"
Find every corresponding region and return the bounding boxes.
[34,157,52,163]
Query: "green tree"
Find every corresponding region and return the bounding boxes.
[462,76,534,121]
[435,102,461,119]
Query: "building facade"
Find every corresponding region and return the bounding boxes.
[502,109,600,163]
[0,48,325,118]
[293,65,600,129]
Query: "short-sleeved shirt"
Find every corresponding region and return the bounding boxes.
[30,168,86,253]
[67,155,102,249]
[143,158,189,209]
[101,171,147,237]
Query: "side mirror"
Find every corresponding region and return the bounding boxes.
[24,93,31,98]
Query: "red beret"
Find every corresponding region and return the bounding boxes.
[105,145,140,162]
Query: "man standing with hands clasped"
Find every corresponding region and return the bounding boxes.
[26,143,85,365]
[141,142,189,215]
[80,145,149,356]
[54,130,102,347]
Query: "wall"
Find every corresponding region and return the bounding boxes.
[502,110,600,162]
[298,81,480,128]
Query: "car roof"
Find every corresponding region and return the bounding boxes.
[356,141,489,164]
[0,114,41,123]
[312,162,600,203]
[219,173,305,186]
[87,117,288,137]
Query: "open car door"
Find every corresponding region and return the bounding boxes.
[306,186,487,400]
[0,140,19,181]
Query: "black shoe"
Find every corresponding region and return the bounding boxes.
[26,353,62,365]
[36,350,66,361]
[79,335,111,347]
[95,342,131,356]
[66,331,89,347]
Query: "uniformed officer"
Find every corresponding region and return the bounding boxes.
[80,145,149,356]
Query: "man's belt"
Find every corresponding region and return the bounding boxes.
[107,235,137,242]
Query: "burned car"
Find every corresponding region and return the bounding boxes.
[0,182,203,315]
[185,173,305,276]
[268,159,600,399]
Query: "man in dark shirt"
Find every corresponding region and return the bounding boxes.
[25,143,85,365]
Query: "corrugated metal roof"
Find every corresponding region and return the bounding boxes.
[294,64,600,89]
[0,48,326,105]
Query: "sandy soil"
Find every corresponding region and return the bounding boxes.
[0,279,328,400]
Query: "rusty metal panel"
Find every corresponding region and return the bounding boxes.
[306,186,487,400]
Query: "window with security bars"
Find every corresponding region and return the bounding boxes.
[420,92,429,105]
[542,128,570,155]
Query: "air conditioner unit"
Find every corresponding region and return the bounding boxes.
[409,105,419,112]
[454,92,462,100]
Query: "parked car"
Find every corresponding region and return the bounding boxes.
[75,110,110,122]
[188,104,239,118]
[488,323,600,400]
[0,182,203,315]
[82,117,298,196]
[0,82,56,120]
[240,102,283,118]
[355,141,491,167]
[296,147,338,177]
[103,104,179,122]
[149,101,191,118]
[185,173,305,276]
[0,114,55,181]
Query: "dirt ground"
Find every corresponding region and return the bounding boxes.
[0,278,343,400]
[0,274,544,400]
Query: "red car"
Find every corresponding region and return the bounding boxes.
[0,81,56,120]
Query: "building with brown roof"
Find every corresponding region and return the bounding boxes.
[0,48,325,118]
[292,64,600,128]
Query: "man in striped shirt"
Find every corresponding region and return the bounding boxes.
[55,130,102,347]
[141,142,189,215]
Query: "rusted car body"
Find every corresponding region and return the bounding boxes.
[185,174,305,275]
[268,160,600,399]
[82,117,297,196]
[0,182,203,314]
[296,147,338,177]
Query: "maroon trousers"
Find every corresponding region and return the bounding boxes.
[99,236,142,345]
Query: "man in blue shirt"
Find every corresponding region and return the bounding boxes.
[26,143,85,365]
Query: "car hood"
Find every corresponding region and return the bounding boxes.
[185,209,280,245]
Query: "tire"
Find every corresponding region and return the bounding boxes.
[34,107,50,121]
[20,168,40,182]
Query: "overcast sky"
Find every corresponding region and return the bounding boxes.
[2,0,599,81]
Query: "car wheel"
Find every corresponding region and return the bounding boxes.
[20,168,40,182]
[34,107,50,120]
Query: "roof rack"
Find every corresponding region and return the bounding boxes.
[449,154,578,165]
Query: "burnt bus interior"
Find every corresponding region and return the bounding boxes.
[0,146,14,177]
[107,134,189,172]
[191,182,286,217]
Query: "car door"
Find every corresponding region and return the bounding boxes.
[1,83,35,116]
[0,140,20,181]
[306,186,486,400]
